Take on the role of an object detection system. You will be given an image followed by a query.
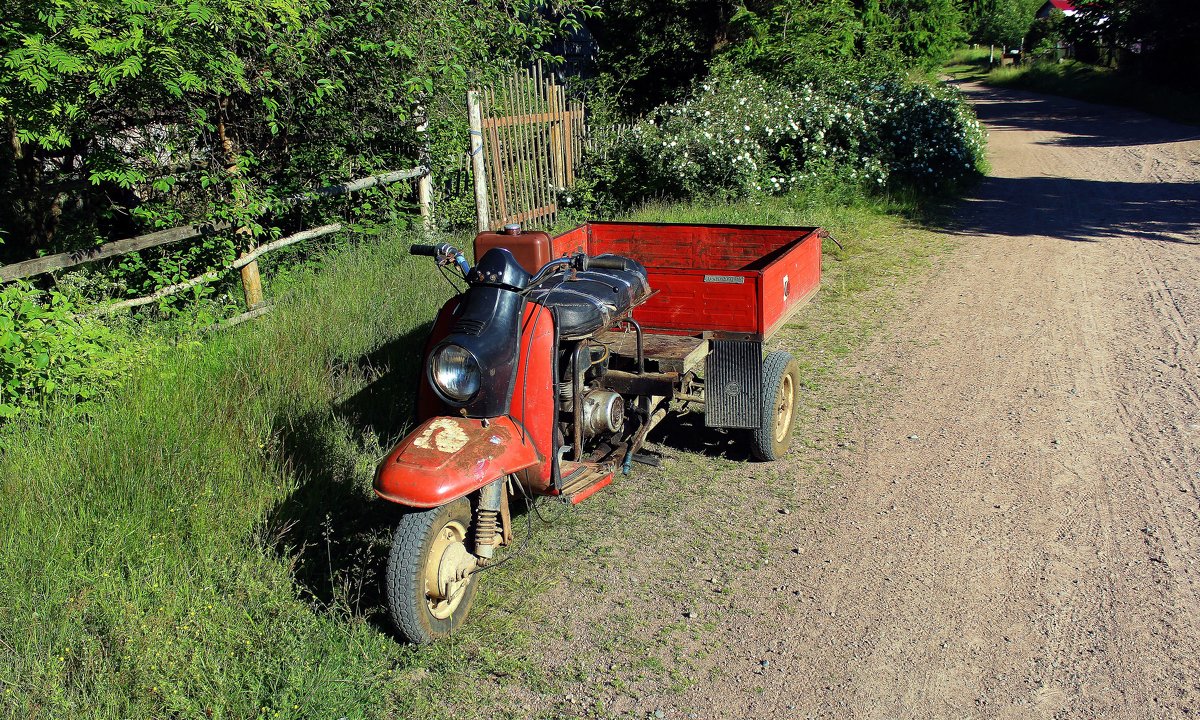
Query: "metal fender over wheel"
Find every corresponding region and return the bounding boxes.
[750,350,800,461]
[386,496,479,644]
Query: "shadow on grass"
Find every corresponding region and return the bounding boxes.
[648,411,754,461]
[261,323,431,631]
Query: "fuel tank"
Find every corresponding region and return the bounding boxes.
[474,224,554,275]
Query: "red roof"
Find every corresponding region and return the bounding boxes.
[1048,0,1075,10]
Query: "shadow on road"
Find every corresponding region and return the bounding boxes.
[952,81,1200,148]
[945,176,1200,245]
[942,83,1200,245]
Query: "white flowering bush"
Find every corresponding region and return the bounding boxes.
[858,77,988,190]
[584,64,986,207]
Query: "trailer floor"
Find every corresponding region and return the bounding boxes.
[495,83,1200,719]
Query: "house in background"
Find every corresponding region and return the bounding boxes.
[1032,0,1079,61]
[1037,0,1077,20]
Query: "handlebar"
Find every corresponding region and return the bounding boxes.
[411,243,471,277]
[587,255,627,271]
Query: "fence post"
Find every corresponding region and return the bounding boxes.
[467,90,491,232]
[415,108,435,232]
[218,98,265,309]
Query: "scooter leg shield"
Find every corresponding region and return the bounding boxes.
[373,416,541,508]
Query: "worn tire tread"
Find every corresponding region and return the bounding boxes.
[385,497,476,644]
[750,350,800,461]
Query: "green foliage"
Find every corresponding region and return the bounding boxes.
[863,0,968,69]
[0,282,147,421]
[726,0,865,70]
[581,62,986,211]
[0,0,598,281]
[1027,8,1069,54]
[588,0,969,117]
[585,0,735,118]
[965,0,1043,50]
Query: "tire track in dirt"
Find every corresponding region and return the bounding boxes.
[500,84,1200,719]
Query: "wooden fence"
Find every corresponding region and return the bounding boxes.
[0,167,431,323]
[469,65,586,231]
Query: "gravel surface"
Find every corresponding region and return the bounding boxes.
[505,83,1200,719]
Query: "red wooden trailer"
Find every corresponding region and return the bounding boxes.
[552,221,823,341]
[477,220,824,435]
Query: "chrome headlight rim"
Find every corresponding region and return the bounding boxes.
[428,343,482,405]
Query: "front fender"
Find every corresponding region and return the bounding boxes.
[374,416,541,508]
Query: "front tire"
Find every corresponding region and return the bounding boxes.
[385,496,479,644]
[750,351,800,461]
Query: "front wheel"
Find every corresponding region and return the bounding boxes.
[385,496,479,644]
[750,351,800,461]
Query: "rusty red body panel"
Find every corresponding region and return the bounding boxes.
[509,302,557,493]
[384,302,557,507]
[374,416,541,508]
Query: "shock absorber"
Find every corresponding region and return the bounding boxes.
[474,512,499,559]
[475,477,504,560]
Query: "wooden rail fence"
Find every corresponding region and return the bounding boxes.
[0,166,431,323]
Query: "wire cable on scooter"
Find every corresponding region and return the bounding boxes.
[467,479,538,577]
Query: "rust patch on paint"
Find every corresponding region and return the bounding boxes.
[412,417,471,453]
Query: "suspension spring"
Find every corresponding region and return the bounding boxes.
[475,509,499,559]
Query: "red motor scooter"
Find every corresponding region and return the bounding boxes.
[375,222,823,643]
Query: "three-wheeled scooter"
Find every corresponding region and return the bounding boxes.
[374,221,824,643]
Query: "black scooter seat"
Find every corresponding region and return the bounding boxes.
[527,255,651,340]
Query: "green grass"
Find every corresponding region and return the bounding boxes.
[945,47,1200,125]
[942,47,993,82]
[0,190,953,719]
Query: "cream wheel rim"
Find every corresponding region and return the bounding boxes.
[774,372,795,443]
[423,519,472,620]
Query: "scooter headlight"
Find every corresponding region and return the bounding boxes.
[430,344,481,404]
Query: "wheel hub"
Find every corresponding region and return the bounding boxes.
[423,520,476,619]
[774,373,795,443]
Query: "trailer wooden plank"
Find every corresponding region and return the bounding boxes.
[595,331,708,373]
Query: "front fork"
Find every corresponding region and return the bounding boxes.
[474,477,507,560]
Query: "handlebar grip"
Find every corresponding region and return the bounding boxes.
[588,254,628,270]
[410,244,439,257]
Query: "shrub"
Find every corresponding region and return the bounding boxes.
[0,283,148,421]
[581,63,986,209]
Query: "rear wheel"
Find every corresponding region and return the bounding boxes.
[750,351,800,461]
[385,496,479,644]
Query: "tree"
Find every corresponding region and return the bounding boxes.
[1071,0,1200,89]
[587,0,738,117]
[728,0,862,66]
[589,0,969,117]
[0,0,599,261]
[862,0,967,69]
[966,0,1042,60]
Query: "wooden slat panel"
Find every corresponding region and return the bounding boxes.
[472,62,591,230]
[480,111,562,129]
[510,204,557,224]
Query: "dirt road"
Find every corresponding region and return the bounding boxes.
[506,84,1200,719]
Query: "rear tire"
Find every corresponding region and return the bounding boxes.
[385,496,479,644]
[750,351,800,461]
